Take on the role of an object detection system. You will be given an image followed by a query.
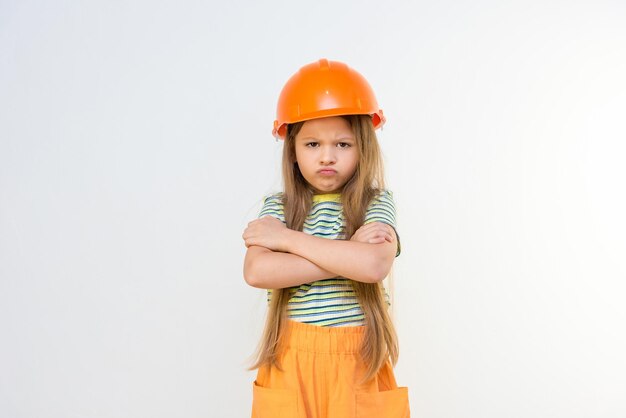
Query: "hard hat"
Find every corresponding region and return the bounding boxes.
[272,58,386,140]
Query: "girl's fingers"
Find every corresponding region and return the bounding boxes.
[367,228,393,240]
[356,230,394,244]
[352,223,395,244]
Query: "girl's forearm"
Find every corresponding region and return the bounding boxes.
[244,246,337,289]
[283,229,395,284]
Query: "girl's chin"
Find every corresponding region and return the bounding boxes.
[312,185,343,194]
[305,177,348,194]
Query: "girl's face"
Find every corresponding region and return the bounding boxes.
[294,116,358,194]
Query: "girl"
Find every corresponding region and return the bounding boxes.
[242,58,410,418]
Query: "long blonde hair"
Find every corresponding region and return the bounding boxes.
[246,115,399,384]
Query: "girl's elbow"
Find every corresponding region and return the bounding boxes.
[369,256,394,283]
[245,271,268,289]
[369,266,391,283]
[357,263,390,284]
[244,247,272,288]
[244,259,264,288]
[244,271,259,288]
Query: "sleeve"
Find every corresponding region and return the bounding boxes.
[257,193,286,224]
[364,189,401,257]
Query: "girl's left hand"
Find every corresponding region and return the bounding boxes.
[242,216,289,252]
[350,222,395,244]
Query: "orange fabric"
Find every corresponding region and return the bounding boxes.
[251,319,410,418]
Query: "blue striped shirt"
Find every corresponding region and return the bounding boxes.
[258,190,401,327]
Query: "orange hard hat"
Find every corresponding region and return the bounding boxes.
[272,58,386,139]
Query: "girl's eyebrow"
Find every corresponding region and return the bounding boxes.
[298,135,355,141]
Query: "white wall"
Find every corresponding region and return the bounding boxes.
[1,0,625,417]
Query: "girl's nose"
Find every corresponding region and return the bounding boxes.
[320,146,336,164]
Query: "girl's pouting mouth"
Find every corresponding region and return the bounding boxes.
[318,168,337,175]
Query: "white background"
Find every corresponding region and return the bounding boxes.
[1,0,625,417]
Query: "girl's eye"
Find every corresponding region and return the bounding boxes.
[305,142,319,148]
[338,142,351,148]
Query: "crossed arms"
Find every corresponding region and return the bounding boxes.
[242,216,398,289]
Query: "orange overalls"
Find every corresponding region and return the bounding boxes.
[251,319,410,418]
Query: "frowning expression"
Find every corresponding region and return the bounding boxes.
[295,116,358,194]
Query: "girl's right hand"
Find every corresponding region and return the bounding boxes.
[350,222,395,244]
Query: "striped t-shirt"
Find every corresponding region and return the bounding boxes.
[257,189,401,327]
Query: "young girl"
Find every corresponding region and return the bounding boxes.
[242,58,410,418]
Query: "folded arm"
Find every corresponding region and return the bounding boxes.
[243,245,336,289]
[243,217,397,288]
[282,228,397,284]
